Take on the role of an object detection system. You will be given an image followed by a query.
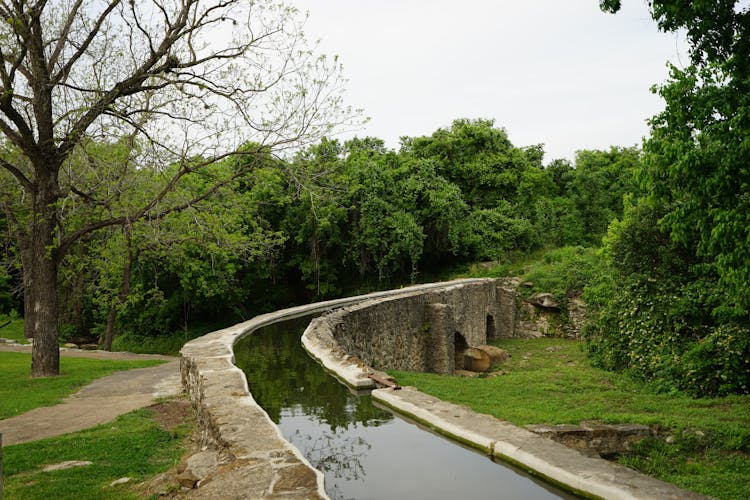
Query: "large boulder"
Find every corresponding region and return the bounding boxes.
[457,347,491,372]
[475,345,511,365]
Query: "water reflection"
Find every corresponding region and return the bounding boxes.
[234,317,392,429]
[235,317,574,500]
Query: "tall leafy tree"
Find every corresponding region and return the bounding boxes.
[0,0,354,375]
[602,0,750,316]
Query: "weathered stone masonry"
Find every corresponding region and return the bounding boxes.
[306,279,505,377]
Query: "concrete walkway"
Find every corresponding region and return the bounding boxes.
[0,345,182,446]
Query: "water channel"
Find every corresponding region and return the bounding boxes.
[234,316,576,500]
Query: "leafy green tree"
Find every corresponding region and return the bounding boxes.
[602,1,750,316]
[588,1,750,394]
[402,119,534,209]
[0,0,353,375]
[567,147,641,244]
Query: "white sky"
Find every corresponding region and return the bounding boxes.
[291,0,688,163]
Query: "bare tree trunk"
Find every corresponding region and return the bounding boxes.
[20,205,61,377]
[102,231,134,352]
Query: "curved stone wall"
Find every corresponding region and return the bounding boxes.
[302,279,505,387]
[179,279,488,497]
[298,279,707,500]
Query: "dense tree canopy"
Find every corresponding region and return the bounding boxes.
[0,118,641,353]
[600,0,750,316]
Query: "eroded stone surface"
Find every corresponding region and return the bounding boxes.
[303,280,505,378]
[526,422,654,457]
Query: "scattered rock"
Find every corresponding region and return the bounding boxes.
[176,469,200,489]
[110,477,131,487]
[527,293,560,310]
[545,345,562,352]
[62,343,79,349]
[80,343,99,350]
[42,460,93,472]
[454,369,481,378]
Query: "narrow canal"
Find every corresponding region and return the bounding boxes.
[234,316,575,500]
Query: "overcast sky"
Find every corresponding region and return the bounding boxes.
[291,0,688,163]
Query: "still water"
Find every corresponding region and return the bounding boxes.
[235,317,575,500]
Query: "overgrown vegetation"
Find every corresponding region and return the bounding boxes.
[0,351,164,419]
[578,1,750,397]
[460,245,599,316]
[2,402,192,499]
[392,337,750,500]
[583,201,750,396]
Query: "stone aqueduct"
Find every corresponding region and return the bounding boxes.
[180,278,703,499]
[302,278,515,380]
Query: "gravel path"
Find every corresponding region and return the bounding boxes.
[0,345,182,446]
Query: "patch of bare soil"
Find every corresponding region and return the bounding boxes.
[148,399,194,431]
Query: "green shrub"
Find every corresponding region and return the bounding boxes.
[522,246,598,301]
[584,200,750,397]
[681,324,750,396]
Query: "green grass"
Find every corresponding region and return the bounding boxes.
[0,314,28,343]
[392,337,750,500]
[112,320,226,355]
[2,403,192,499]
[0,352,165,419]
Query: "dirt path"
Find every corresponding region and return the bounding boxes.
[0,345,182,446]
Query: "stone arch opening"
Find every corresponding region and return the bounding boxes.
[486,314,497,340]
[454,332,469,371]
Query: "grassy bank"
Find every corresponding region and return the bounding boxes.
[0,314,27,343]
[392,337,750,499]
[2,400,192,499]
[0,351,164,419]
